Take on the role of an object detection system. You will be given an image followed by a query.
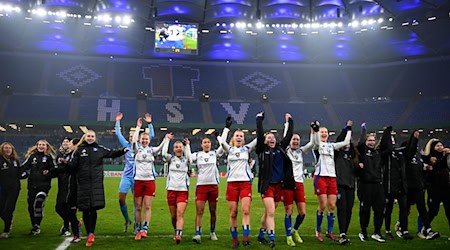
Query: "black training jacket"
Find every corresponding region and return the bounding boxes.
[404,132,426,190]
[21,152,57,190]
[256,116,295,194]
[334,128,357,189]
[70,142,125,211]
[356,126,390,184]
[0,156,22,190]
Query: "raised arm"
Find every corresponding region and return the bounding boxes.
[404,130,419,162]
[132,117,142,151]
[255,112,265,154]
[115,112,129,147]
[161,133,173,161]
[379,126,393,156]
[301,129,316,154]
[280,113,294,150]
[183,138,194,163]
[246,138,258,151]
[332,120,353,150]
[358,122,367,146]
[155,133,172,157]
[144,113,155,141]
[220,116,233,152]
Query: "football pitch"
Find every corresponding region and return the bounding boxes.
[1,178,448,249]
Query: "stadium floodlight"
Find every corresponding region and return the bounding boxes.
[205,129,215,135]
[292,23,298,28]
[115,16,122,23]
[192,129,201,136]
[351,20,359,27]
[8,124,17,130]
[79,126,89,133]
[33,8,47,17]
[361,20,368,26]
[123,15,132,24]
[312,23,320,29]
[256,22,263,29]
[378,18,384,23]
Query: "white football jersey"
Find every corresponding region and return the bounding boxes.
[189,148,223,186]
[132,128,167,181]
[220,128,257,182]
[165,154,190,191]
[314,130,351,177]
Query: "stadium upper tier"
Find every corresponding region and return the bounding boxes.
[1,53,449,128]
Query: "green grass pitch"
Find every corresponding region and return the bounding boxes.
[1,177,449,249]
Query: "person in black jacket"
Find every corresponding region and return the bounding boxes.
[55,137,73,237]
[21,139,57,236]
[0,142,22,239]
[69,130,128,247]
[58,138,83,244]
[334,126,359,245]
[403,131,439,240]
[255,112,294,249]
[356,123,389,243]
[422,139,450,238]
[381,126,412,240]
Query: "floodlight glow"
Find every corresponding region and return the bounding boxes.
[378,18,384,23]
[256,22,263,29]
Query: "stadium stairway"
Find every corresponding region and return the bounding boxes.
[262,103,277,125]
[201,101,213,124]
[396,95,422,126]
[322,103,340,127]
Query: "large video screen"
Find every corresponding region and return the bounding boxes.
[154,21,198,55]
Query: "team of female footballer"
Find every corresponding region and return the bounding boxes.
[0,111,449,248]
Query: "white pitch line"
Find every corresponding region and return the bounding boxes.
[55,238,71,250]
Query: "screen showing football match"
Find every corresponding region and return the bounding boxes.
[154,21,198,55]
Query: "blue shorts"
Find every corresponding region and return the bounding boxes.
[119,176,134,194]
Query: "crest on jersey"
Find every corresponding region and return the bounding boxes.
[143,154,147,159]
[204,158,209,162]
[176,164,180,168]
[235,152,240,158]
[294,154,298,160]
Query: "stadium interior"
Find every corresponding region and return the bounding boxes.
[0,0,449,161]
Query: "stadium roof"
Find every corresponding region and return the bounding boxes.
[0,0,449,63]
